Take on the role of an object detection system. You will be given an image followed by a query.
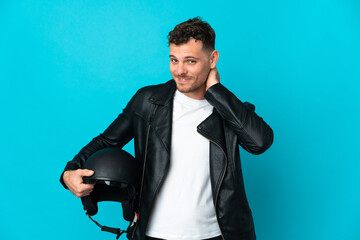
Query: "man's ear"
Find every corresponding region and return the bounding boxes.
[210,50,219,69]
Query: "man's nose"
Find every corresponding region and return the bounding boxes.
[176,63,187,75]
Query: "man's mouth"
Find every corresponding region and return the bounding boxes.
[176,76,192,82]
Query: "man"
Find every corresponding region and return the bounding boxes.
[60,17,273,240]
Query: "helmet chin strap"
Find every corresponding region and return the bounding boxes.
[86,211,126,239]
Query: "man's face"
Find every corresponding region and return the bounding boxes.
[169,38,212,100]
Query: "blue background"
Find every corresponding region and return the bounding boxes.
[1,0,359,239]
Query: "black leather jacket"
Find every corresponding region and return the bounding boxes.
[61,80,273,240]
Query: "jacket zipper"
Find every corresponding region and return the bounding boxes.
[211,139,227,240]
[132,105,158,239]
[200,132,227,240]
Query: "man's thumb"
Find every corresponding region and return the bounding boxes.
[81,169,94,176]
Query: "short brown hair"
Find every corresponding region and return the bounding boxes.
[167,17,216,51]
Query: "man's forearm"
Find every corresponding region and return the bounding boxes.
[205,83,273,154]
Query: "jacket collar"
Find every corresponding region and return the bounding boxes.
[149,80,177,106]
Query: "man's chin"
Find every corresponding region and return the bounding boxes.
[174,81,189,91]
[176,86,191,93]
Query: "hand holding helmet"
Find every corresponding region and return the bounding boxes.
[63,169,95,198]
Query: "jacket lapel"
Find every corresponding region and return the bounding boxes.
[197,110,227,153]
[148,80,177,154]
[197,110,228,199]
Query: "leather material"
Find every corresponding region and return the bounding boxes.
[61,80,273,240]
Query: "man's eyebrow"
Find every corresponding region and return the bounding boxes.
[184,56,200,60]
[169,55,200,60]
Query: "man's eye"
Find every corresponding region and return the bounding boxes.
[188,60,196,64]
[171,59,178,63]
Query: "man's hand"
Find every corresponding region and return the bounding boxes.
[63,169,95,198]
[206,67,220,91]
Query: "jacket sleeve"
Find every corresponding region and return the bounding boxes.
[59,92,137,189]
[204,83,273,155]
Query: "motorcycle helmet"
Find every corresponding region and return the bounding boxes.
[80,148,140,238]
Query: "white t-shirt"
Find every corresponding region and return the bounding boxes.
[145,90,221,240]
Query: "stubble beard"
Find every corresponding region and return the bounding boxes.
[174,75,203,94]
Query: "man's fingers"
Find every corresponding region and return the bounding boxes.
[72,170,95,197]
[73,183,95,198]
[78,169,94,177]
[206,68,220,91]
[63,169,95,198]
